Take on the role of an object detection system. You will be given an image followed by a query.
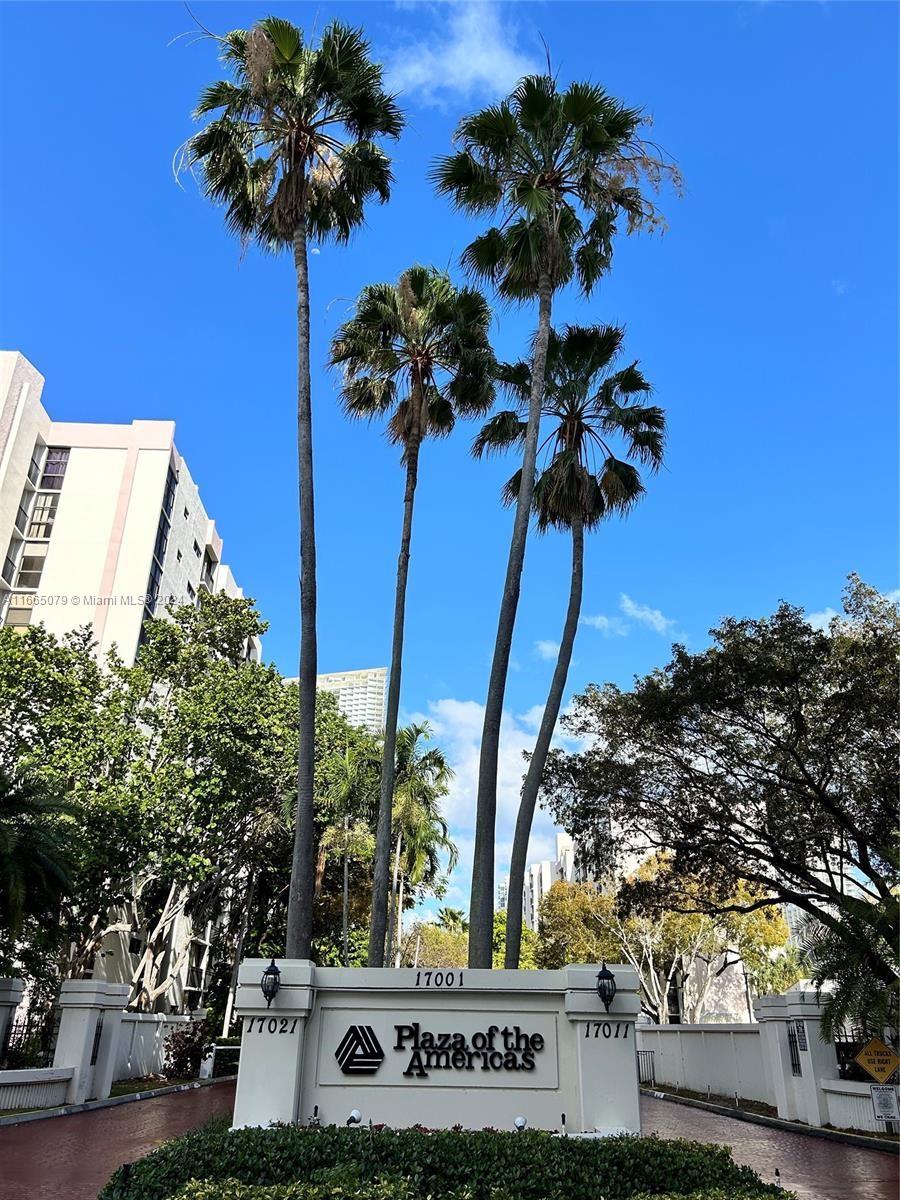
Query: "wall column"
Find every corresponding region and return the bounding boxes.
[754,989,838,1125]
[0,978,26,1057]
[52,980,129,1103]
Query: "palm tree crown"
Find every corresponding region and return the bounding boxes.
[183,17,404,246]
[432,75,678,299]
[475,324,664,524]
[330,265,496,449]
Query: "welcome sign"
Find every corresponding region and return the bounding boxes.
[316,1008,559,1088]
[233,961,642,1135]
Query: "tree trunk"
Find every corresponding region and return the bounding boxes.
[368,384,424,967]
[469,274,554,968]
[394,874,405,967]
[342,815,350,967]
[222,872,254,1038]
[386,832,403,966]
[286,212,318,960]
[505,514,584,967]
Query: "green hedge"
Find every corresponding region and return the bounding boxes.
[99,1122,790,1200]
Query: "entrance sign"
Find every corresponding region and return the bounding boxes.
[854,1038,900,1085]
[869,1084,899,1122]
[233,962,641,1135]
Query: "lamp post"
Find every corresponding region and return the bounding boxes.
[260,958,281,1008]
[596,962,617,1013]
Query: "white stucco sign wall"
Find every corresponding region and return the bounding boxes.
[233,961,641,1135]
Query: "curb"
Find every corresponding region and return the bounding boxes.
[0,1074,236,1128]
[641,1088,900,1156]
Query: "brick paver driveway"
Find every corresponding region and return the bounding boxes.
[0,1084,896,1200]
[0,1080,236,1200]
[642,1093,899,1200]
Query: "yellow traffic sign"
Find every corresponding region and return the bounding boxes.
[854,1038,900,1084]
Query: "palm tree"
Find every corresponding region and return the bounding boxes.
[474,325,664,967]
[437,907,469,934]
[432,74,677,966]
[0,769,71,936]
[385,723,455,964]
[330,266,494,966]
[184,17,403,958]
[318,743,378,966]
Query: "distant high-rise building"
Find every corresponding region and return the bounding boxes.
[496,876,509,912]
[0,351,256,665]
[313,666,387,732]
[521,832,587,931]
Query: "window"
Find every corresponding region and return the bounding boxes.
[162,466,178,519]
[27,447,43,487]
[183,506,189,520]
[152,514,169,566]
[176,549,182,563]
[193,540,201,558]
[39,447,69,491]
[15,542,48,589]
[186,581,196,602]
[2,548,17,586]
[27,493,58,539]
[146,558,163,612]
[14,493,31,536]
[4,602,31,629]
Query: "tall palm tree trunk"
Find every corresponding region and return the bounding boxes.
[394,874,405,967]
[286,212,318,960]
[505,514,584,967]
[469,274,553,968]
[369,385,423,966]
[342,814,350,966]
[385,831,403,966]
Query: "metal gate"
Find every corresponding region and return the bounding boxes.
[637,1048,656,1086]
[787,1023,803,1076]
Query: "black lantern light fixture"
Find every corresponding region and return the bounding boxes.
[260,958,281,1008]
[596,962,617,1013]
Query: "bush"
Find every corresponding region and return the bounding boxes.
[162,1019,213,1079]
[99,1121,790,1200]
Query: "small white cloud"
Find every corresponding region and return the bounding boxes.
[534,639,560,661]
[807,607,839,632]
[619,593,677,635]
[831,279,849,296]
[581,613,629,637]
[385,1,539,107]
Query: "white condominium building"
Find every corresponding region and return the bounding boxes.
[0,351,256,665]
[521,832,586,930]
[310,666,387,732]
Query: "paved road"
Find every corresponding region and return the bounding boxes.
[642,1094,899,1200]
[0,1081,236,1200]
[0,1083,896,1200]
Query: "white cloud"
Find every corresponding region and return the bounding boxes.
[619,593,677,635]
[807,607,839,632]
[580,613,629,637]
[534,639,560,661]
[385,1,538,107]
[831,279,850,296]
[407,696,581,913]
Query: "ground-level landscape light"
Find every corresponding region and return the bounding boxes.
[514,1116,527,1132]
[260,958,281,1008]
[596,963,616,1013]
[347,1109,362,1125]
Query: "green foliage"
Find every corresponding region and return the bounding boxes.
[492,910,537,969]
[543,576,899,1034]
[162,1019,214,1080]
[184,17,403,248]
[0,768,71,936]
[100,1122,786,1200]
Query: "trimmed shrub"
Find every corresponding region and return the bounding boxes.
[162,1019,213,1079]
[99,1121,791,1200]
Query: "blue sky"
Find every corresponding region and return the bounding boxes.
[1,1,897,911]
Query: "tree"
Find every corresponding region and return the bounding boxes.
[492,910,537,969]
[0,770,71,937]
[398,920,467,969]
[436,907,468,934]
[543,577,899,1026]
[433,74,677,966]
[386,724,456,965]
[475,324,663,966]
[535,874,789,1023]
[330,265,494,965]
[185,16,403,959]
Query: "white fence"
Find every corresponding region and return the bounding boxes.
[822,1080,888,1134]
[0,1067,73,1111]
[637,1024,769,1104]
[114,1012,202,1081]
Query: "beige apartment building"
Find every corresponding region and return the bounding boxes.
[0,351,255,665]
